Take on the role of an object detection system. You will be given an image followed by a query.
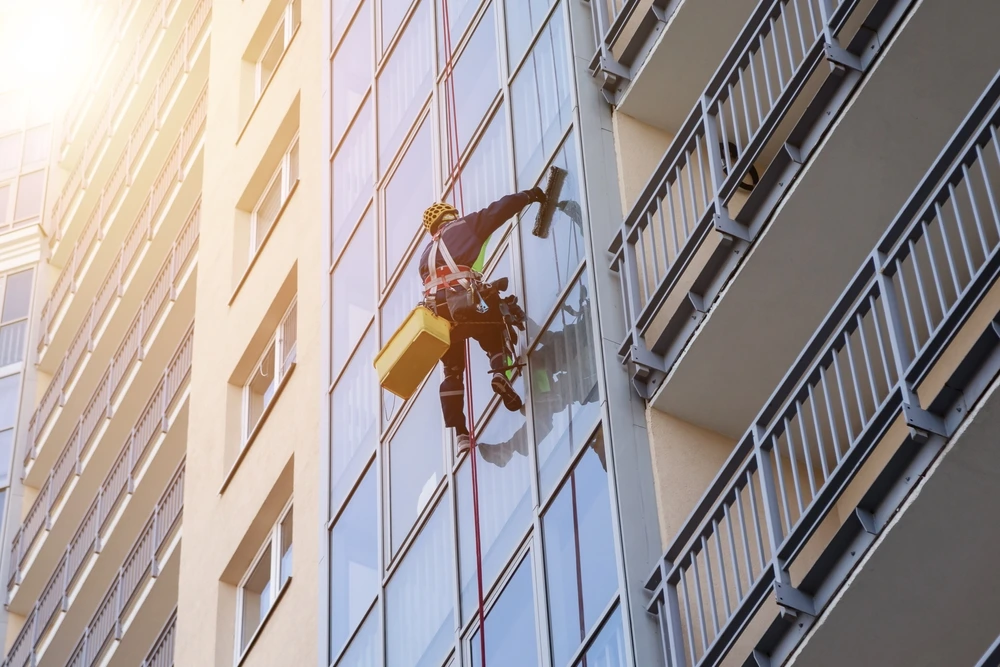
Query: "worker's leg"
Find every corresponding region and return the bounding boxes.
[470,324,523,412]
[439,342,469,437]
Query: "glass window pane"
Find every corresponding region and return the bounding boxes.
[457,399,531,622]
[0,322,27,366]
[241,544,273,650]
[384,120,432,274]
[505,0,554,68]
[436,0,479,69]
[386,496,454,667]
[470,556,539,667]
[279,508,293,587]
[331,465,379,658]
[530,274,600,496]
[0,374,20,431]
[387,379,443,555]
[381,0,412,47]
[0,429,12,488]
[281,302,297,373]
[576,607,626,667]
[247,342,277,435]
[520,135,585,340]
[13,170,44,222]
[259,20,286,89]
[22,126,49,166]
[544,434,617,665]
[331,331,377,510]
[441,5,498,171]
[511,14,571,188]
[333,1,372,147]
[0,185,9,226]
[377,0,432,171]
[332,211,375,377]
[0,135,19,175]
[336,603,381,666]
[254,174,283,253]
[3,269,33,322]
[380,250,423,427]
[333,98,374,259]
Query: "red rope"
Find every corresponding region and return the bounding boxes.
[439,2,487,665]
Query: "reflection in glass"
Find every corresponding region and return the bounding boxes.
[544,435,617,665]
[386,497,454,667]
[470,555,538,667]
[387,380,443,555]
[576,607,626,667]
[441,5,498,169]
[333,0,363,45]
[530,274,600,496]
[331,331,377,511]
[520,135,585,340]
[0,186,9,226]
[377,0,432,172]
[457,402,531,622]
[336,603,381,666]
[333,1,372,147]
[332,210,374,377]
[331,465,379,658]
[385,120,432,272]
[511,14,571,188]
[505,0,555,68]
[333,98,374,259]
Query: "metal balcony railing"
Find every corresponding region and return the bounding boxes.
[608,0,882,398]
[8,325,195,599]
[3,462,185,667]
[46,0,211,247]
[27,197,201,467]
[645,69,1000,667]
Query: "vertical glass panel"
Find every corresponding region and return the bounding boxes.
[445,107,510,265]
[505,0,554,68]
[0,374,20,431]
[259,17,287,90]
[441,5,499,171]
[377,0,432,171]
[520,135,585,340]
[279,508,293,587]
[331,465,379,658]
[387,379,443,555]
[332,211,375,378]
[0,429,12,488]
[511,14,571,188]
[336,603,381,666]
[21,126,49,166]
[254,175,282,253]
[0,185,9,226]
[380,250,424,427]
[333,1,372,148]
[457,401,531,622]
[241,544,273,651]
[469,556,539,667]
[247,342,277,435]
[331,331,377,510]
[384,120,432,272]
[530,274,600,496]
[544,434,617,665]
[381,0,412,47]
[13,170,44,222]
[3,269,33,323]
[332,98,374,260]
[333,0,362,45]
[576,607,625,667]
[0,134,19,175]
[386,496,454,667]
[436,0,477,67]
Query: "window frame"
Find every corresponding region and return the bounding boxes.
[249,135,300,259]
[234,499,294,664]
[241,299,298,445]
[254,0,302,101]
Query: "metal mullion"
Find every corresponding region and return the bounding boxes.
[373,0,425,79]
[330,198,374,273]
[537,418,604,516]
[440,92,505,197]
[376,96,433,191]
[329,88,373,161]
[561,594,622,667]
[379,478,451,587]
[330,0,371,59]
[330,597,379,667]
[435,0,495,86]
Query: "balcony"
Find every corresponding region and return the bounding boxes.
[4,465,184,667]
[8,324,194,610]
[643,67,1000,667]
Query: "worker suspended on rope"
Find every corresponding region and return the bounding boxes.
[419,189,547,455]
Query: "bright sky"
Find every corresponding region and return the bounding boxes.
[0,0,97,116]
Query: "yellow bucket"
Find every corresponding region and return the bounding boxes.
[374,306,452,400]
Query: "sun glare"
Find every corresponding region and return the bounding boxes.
[0,0,97,115]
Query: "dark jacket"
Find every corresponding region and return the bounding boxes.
[418,192,534,283]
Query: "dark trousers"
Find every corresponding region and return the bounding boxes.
[439,317,506,435]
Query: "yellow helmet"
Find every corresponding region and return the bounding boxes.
[422,202,459,234]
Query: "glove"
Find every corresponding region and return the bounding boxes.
[526,186,546,205]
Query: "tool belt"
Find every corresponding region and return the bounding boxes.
[423,236,481,322]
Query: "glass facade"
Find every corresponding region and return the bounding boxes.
[325,1,626,665]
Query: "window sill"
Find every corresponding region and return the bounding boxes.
[220,359,297,494]
[236,23,301,146]
[235,575,292,667]
[229,178,300,307]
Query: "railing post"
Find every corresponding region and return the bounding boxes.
[151,506,160,578]
[661,568,687,667]
[45,472,56,530]
[62,547,71,611]
[161,369,170,431]
[75,419,83,474]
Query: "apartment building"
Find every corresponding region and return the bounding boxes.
[1,0,207,662]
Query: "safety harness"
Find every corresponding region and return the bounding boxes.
[422,226,479,295]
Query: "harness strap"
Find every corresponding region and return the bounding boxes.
[424,232,478,295]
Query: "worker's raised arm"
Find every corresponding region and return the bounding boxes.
[469,188,545,240]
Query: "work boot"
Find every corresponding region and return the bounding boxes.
[491,374,523,412]
[455,433,471,458]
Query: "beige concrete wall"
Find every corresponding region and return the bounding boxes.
[175,0,322,663]
[612,110,674,216]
